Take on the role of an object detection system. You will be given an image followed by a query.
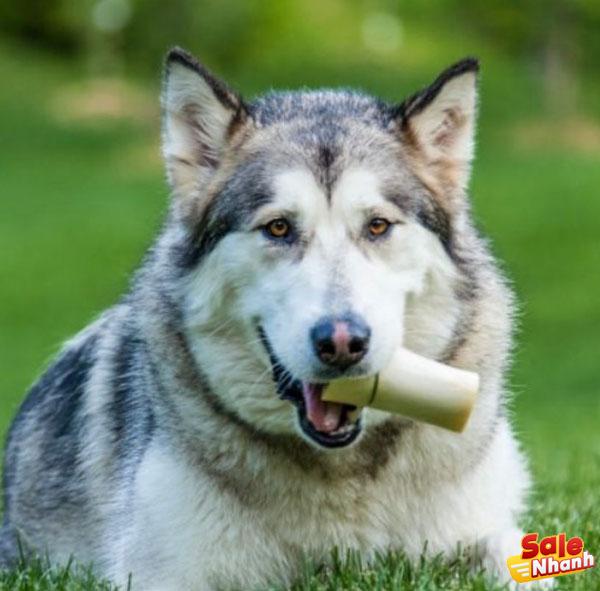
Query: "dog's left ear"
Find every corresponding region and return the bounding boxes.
[398,57,479,195]
[162,48,248,201]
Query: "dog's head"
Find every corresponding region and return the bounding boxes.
[161,49,479,449]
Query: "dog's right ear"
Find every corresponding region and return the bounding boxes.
[397,58,479,198]
[162,48,247,200]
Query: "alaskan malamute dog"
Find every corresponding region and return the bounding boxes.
[1,49,530,590]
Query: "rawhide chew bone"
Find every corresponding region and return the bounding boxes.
[321,348,479,432]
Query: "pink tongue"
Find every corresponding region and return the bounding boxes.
[302,383,344,433]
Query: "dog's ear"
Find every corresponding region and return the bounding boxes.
[162,48,247,199]
[398,58,479,196]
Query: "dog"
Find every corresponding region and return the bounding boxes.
[0,48,530,590]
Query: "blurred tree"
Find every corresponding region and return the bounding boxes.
[0,0,599,112]
[438,0,600,114]
[0,0,90,52]
[122,0,265,74]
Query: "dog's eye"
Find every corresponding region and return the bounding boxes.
[367,218,391,238]
[264,218,291,240]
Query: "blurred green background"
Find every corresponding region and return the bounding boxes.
[0,0,599,587]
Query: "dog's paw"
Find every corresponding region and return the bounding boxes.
[476,527,520,582]
[509,576,556,589]
[519,579,556,589]
[476,529,556,589]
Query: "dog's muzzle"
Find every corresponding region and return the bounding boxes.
[258,327,362,449]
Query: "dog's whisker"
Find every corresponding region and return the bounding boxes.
[199,316,238,339]
[241,367,276,396]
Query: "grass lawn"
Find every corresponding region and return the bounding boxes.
[0,42,598,590]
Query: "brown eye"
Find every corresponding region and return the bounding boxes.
[265,218,291,239]
[368,217,391,237]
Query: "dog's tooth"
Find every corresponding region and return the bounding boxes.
[322,402,343,432]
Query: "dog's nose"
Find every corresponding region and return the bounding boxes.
[311,315,371,369]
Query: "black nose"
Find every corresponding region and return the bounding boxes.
[310,314,371,369]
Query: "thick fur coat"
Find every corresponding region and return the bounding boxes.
[1,49,530,590]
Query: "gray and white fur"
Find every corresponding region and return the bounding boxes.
[1,49,531,590]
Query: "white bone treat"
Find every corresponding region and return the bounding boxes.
[321,348,480,432]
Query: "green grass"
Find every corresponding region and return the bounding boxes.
[0,40,599,590]
[276,549,517,591]
[0,558,121,591]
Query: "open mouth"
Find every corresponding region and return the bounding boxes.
[259,328,362,448]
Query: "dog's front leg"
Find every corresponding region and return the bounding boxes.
[476,528,555,589]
